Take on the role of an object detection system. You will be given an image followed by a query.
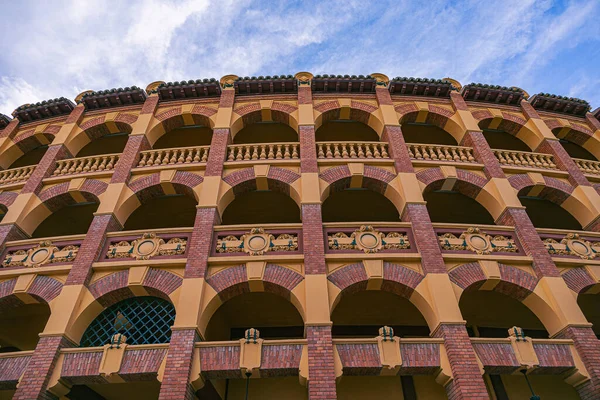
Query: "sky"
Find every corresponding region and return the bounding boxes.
[0,0,598,116]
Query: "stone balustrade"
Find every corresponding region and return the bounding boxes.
[0,165,35,185]
[574,158,600,175]
[138,146,210,167]
[227,142,299,161]
[493,149,557,169]
[53,154,120,176]
[406,143,475,163]
[316,141,389,159]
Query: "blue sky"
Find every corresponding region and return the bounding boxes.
[0,0,598,115]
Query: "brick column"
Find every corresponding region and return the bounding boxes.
[158,88,233,400]
[0,117,19,139]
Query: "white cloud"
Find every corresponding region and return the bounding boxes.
[0,77,51,117]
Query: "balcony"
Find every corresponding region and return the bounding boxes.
[493,149,557,171]
[574,158,600,177]
[536,228,600,265]
[52,153,120,177]
[0,350,34,390]
[407,143,476,164]
[0,165,35,187]
[226,142,299,163]
[137,146,210,168]
[316,141,389,161]
[1,234,85,271]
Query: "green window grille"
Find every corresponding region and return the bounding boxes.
[80,297,175,347]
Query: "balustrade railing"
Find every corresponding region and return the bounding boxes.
[406,143,475,163]
[53,154,120,176]
[138,146,210,167]
[493,149,557,169]
[316,141,389,159]
[227,142,299,161]
[0,165,35,185]
[574,158,600,175]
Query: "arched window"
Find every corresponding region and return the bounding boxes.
[558,138,597,161]
[322,189,400,222]
[234,122,297,144]
[424,190,495,225]
[77,132,129,157]
[32,201,99,238]
[401,123,457,145]
[153,124,213,149]
[221,191,301,225]
[124,194,198,230]
[9,145,48,169]
[316,120,379,142]
[482,128,530,151]
[519,196,582,230]
[80,297,175,347]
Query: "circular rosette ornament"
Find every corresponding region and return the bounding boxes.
[242,228,274,256]
[460,228,493,255]
[131,233,165,260]
[351,226,385,253]
[562,233,596,260]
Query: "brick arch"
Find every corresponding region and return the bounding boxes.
[0,125,59,169]
[313,100,383,137]
[327,262,436,329]
[397,103,463,144]
[547,120,600,161]
[319,164,403,216]
[0,275,63,313]
[0,191,18,210]
[147,104,217,147]
[230,101,299,138]
[65,113,137,156]
[71,268,182,343]
[562,268,597,295]
[449,262,564,334]
[476,113,537,151]
[200,264,305,336]
[218,167,301,216]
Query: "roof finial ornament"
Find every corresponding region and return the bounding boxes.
[370,73,389,87]
[220,75,238,89]
[294,71,313,86]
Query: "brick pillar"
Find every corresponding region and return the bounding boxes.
[556,326,600,399]
[0,118,19,139]
[158,89,233,400]
[306,326,337,400]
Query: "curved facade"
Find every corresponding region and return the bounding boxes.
[0,73,599,399]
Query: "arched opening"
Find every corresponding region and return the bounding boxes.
[322,189,400,222]
[518,196,582,230]
[233,122,297,144]
[0,302,50,351]
[481,129,531,151]
[487,374,579,400]
[124,194,197,230]
[577,292,600,339]
[9,145,48,168]
[80,297,175,347]
[316,120,379,142]
[401,123,457,145]
[205,292,304,341]
[76,132,129,157]
[32,201,99,238]
[460,289,548,338]
[424,190,495,225]
[153,125,213,149]
[551,128,597,160]
[0,205,6,224]
[332,290,429,338]
[221,191,301,225]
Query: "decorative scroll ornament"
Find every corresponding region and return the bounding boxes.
[438,227,517,255]
[216,227,298,256]
[2,240,79,268]
[107,233,187,260]
[543,233,599,260]
[328,226,410,254]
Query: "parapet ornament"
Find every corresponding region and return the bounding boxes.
[107,233,187,260]
[216,227,298,256]
[438,227,517,255]
[543,233,599,260]
[2,240,79,268]
[328,225,410,253]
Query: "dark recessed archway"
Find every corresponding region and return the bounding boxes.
[221,191,301,225]
[234,122,298,144]
[332,290,429,338]
[316,120,379,142]
[577,293,600,338]
[482,129,530,151]
[460,289,548,338]
[9,145,48,169]
[558,139,597,161]
[424,190,495,225]
[77,132,129,157]
[519,196,582,230]
[0,303,50,351]
[124,194,197,230]
[322,189,400,222]
[401,123,457,145]
[205,292,304,341]
[153,125,213,149]
[32,202,99,238]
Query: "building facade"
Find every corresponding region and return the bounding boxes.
[0,73,599,399]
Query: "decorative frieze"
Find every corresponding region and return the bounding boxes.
[2,240,79,268]
[438,227,517,255]
[328,225,410,253]
[216,227,298,256]
[543,233,599,260]
[107,233,187,260]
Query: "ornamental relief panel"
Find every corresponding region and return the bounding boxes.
[2,240,79,268]
[106,233,187,260]
[327,226,410,253]
[438,227,518,255]
[543,233,600,260]
[216,228,299,256]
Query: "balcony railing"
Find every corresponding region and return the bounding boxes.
[574,158,600,175]
[316,141,389,160]
[493,149,557,170]
[407,143,476,163]
[138,146,210,167]
[227,142,299,161]
[0,165,35,185]
[433,223,521,256]
[53,154,120,176]
[1,235,86,269]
